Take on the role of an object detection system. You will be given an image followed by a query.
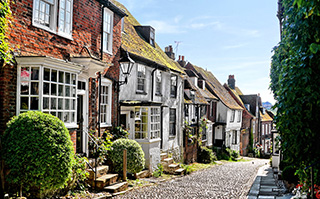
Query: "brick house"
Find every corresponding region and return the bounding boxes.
[260,109,273,156]
[0,0,127,154]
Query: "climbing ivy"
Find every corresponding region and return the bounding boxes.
[270,0,320,184]
[0,0,11,66]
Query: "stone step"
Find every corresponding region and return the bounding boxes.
[95,174,118,190]
[160,153,168,161]
[174,168,185,175]
[135,170,150,179]
[162,158,174,164]
[167,163,180,174]
[88,165,109,180]
[104,182,128,193]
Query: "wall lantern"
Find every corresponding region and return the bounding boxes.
[119,51,135,86]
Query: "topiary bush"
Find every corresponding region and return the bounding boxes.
[109,139,145,174]
[197,146,217,163]
[231,150,239,161]
[2,111,74,196]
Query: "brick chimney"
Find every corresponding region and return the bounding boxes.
[177,55,186,67]
[164,45,175,60]
[228,75,235,89]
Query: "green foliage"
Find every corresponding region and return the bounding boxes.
[197,146,217,164]
[270,0,320,183]
[152,163,163,178]
[108,126,129,141]
[109,139,145,174]
[253,148,260,158]
[230,150,239,161]
[88,131,112,163]
[2,111,74,193]
[0,0,12,65]
[182,164,192,175]
[282,165,299,184]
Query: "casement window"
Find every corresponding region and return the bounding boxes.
[170,75,177,98]
[232,131,238,144]
[210,101,215,117]
[150,108,160,139]
[134,107,161,140]
[262,124,265,135]
[155,70,162,95]
[100,80,112,127]
[237,110,241,122]
[169,108,176,136]
[103,7,113,54]
[18,66,77,127]
[230,110,235,122]
[137,65,146,92]
[33,0,73,39]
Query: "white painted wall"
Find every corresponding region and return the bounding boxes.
[225,109,242,152]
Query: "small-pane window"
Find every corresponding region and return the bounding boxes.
[137,65,146,92]
[170,75,177,98]
[155,70,161,94]
[100,85,110,124]
[169,108,176,136]
[58,0,73,36]
[150,107,160,139]
[230,110,235,122]
[103,8,113,53]
[232,131,238,144]
[135,108,148,139]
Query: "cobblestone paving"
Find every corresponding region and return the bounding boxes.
[115,158,269,199]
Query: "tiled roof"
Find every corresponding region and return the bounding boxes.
[192,65,243,110]
[184,77,208,105]
[260,111,273,122]
[111,0,184,73]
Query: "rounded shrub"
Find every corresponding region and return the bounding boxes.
[109,138,145,174]
[197,146,217,163]
[2,111,74,193]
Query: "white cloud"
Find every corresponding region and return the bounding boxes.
[146,20,184,34]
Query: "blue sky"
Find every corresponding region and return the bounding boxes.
[117,0,280,104]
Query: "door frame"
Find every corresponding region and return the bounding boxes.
[77,78,89,156]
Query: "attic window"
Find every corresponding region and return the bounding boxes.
[134,26,156,47]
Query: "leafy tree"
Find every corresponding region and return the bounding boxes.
[2,111,74,196]
[270,0,320,185]
[0,0,12,65]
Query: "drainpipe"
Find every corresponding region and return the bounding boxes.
[98,72,101,137]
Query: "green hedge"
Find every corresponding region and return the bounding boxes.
[2,111,74,194]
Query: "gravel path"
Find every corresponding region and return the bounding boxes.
[115,158,269,199]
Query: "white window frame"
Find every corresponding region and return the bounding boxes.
[134,107,161,140]
[32,0,73,39]
[155,70,162,95]
[16,57,82,129]
[100,78,112,127]
[237,110,241,123]
[230,110,235,123]
[58,0,73,39]
[170,75,177,98]
[137,64,146,92]
[262,124,265,135]
[232,131,238,145]
[103,7,114,54]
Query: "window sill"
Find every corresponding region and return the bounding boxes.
[57,32,73,41]
[100,123,112,128]
[135,138,161,144]
[155,93,162,96]
[65,123,78,129]
[32,23,73,41]
[170,95,177,98]
[103,50,113,56]
[169,135,176,139]
[136,91,147,95]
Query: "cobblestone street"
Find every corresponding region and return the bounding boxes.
[115,158,269,199]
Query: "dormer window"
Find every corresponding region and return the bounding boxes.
[198,79,205,89]
[134,26,156,47]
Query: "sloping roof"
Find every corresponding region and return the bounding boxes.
[111,0,184,73]
[184,77,208,105]
[192,65,243,110]
[260,111,273,122]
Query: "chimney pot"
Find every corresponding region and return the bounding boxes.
[182,56,185,61]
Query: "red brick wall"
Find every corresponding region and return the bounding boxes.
[2,0,123,144]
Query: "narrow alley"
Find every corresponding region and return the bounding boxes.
[115,159,269,199]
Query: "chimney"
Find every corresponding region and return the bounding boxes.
[228,75,235,89]
[177,55,186,67]
[164,45,175,60]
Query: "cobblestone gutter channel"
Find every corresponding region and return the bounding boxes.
[114,159,269,199]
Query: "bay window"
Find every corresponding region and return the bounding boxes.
[17,57,81,128]
[134,107,161,140]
